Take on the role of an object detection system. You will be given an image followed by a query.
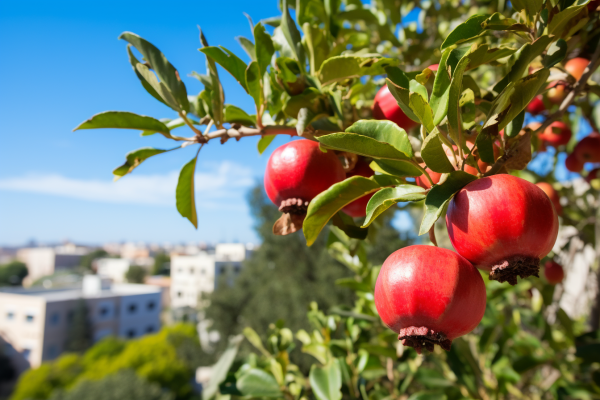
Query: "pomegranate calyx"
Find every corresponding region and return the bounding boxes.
[278,198,310,215]
[398,326,452,354]
[489,255,540,285]
[272,212,305,236]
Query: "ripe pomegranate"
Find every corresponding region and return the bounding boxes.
[547,82,567,105]
[547,58,590,104]
[373,85,418,131]
[538,121,572,147]
[374,245,486,353]
[265,140,345,214]
[446,174,559,285]
[586,168,600,183]
[544,260,565,285]
[536,182,562,216]
[415,167,442,189]
[342,158,375,218]
[527,95,545,115]
[574,132,600,163]
[565,153,584,172]
[428,64,439,71]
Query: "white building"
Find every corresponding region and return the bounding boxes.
[0,275,162,373]
[17,244,89,284]
[170,243,254,309]
[96,258,132,283]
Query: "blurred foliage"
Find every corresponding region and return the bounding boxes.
[80,250,109,272]
[152,252,171,276]
[64,300,92,354]
[0,261,27,287]
[125,265,147,283]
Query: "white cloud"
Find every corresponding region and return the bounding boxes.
[0,161,256,209]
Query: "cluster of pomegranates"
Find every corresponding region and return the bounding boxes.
[263,62,567,353]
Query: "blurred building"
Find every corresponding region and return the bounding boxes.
[17,243,89,285]
[170,243,254,309]
[0,275,161,372]
[96,258,131,283]
[145,275,171,309]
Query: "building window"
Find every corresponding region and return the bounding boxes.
[25,314,34,323]
[99,306,109,317]
[127,329,136,338]
[147,301,156,311]
[177,291,182,298]
[146,325,154,333]
[47,345,58,358]
[128,304,137,314]
[50,312,60,326]
[6,312,14,320]
[22,348,31,360]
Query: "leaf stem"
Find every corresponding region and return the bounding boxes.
[429,226,438,247]
[410,160,434,186]
[178,111,204,138]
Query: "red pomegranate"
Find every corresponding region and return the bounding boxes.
[415,167,443,189]
[446,174,559,285]
[547,58,590,104]
[265,140,345,214]
[574,132,600,163]
[527,95,545,115]
[374,245,486,353]
[586,168,600,183]
[544,260,565,285]
[538,121,572,147]
[428,63,439,72]
[536,182,562,216]
[342,158,375,218]
[373,85,418,131]
[565,153,584,172]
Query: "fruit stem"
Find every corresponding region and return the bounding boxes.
[428,227,438,247]
[411,160,435,186]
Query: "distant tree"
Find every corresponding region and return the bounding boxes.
[48,369,174,400]
[0,261,28,286]
[79,249,108,271]
[10,354,82,400]
[64,300,92,353]
[0,351,16,383]
[151,253,170,276]
[125,266,146,283]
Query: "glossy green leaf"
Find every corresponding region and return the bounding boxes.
[281,6,306,65]
[199,30,224,127]
[419,171,477,235]
[543,39,567,68]
[319,56,400,85]
[257,135,276,155]
[421,132,455,173]
[297,108,328,136]
[370,160,423,177]
[430,49,452,126]
[346,120,413,158]
[246,61,263,110]
[113,147,168,179]
[237,368,282,398]
[199,46,249,92]
[441,14,489,50]
[317,134,408,161]
[303,176,386,246]
[409,93,434,133]
[135,63,181,111]
[332,212,369,240]
[176,157,198,229]
[548,2,587,37]
[254,23,275,77]
[74,111,171,136]
[202,335,243,399]
[224,104,256,126]
[447,56,470,145]
[481,13,530,32]
[362,185,426,227]
[310,360,343,400]
[119,32,189,112]
[466,44,518,70]
[126,46,172,109]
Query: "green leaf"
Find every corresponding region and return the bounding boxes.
[113,147,168,179]
[310,360,343,400]
[203,335,243,400]
[190,71,213,89]
[74,111,171,136]
[493,35,552,93]
[303,176,386,246]
[346,120,413,157]
[447,56,471,145]
[257,135,276,155]
[283,87,322,118]
[199,30,224,127]
[254,23,275,77]
[243,327,271,357]
[511,0,543,15]
[297,108,327,136]
[466,44,518,70]
[370,160,424,177]
[199,46,249,92]
[223,105,256,126]
[126,46,173,109]
[441,14,489,50]
[237,35,255,59]
[475,131,495,164]
[419,171,477,235]
[119,32,189,112]
[246,61,264,110]
[409,93,434,133]
[332,212,369,240]
[135,63,182,111]
[505,109,525,138]
[543,39,567,68]
[548,2,587,37]
[421,132,455,173]
[319,55,400,85]
[430,49,452,126]
[481,13,530,32]
[281,6,306,65]
[237,368,282,398]
[317,133,409,161]
[176,157,198,229]
[362,185,426,227]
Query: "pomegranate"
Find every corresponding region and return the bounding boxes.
[342,158,375,218]
[544,260,565,285]
[446,174,559,285]
[536,182,562,216]
[547,58,590,104]
[573,132,600,163]
[527,95,545,115]
[428,63,439,72]
[373,85,418,131]
[586,168,600,183]
[374,245,486,353]
[538,121,572,147]
[265,140,345,214]
[547,82,567,105]
[565,153,584,172]
[415,167,443,189]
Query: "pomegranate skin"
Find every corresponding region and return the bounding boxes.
[264,140,346,210]
[574,133,600,163]
[342,158,375,218]
[372,85,418,131]
[374,245,486,353]
[565,153,584,172]
[565,57,589,80]
[428,63,439,71]
[446,175,559,285]
[527,96,545,115]
[544,260,565,284]
[538,121,572,147]
[536,182,562,216]
[415,167,442,189]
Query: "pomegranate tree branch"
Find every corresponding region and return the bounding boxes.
[204,125,298,143]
